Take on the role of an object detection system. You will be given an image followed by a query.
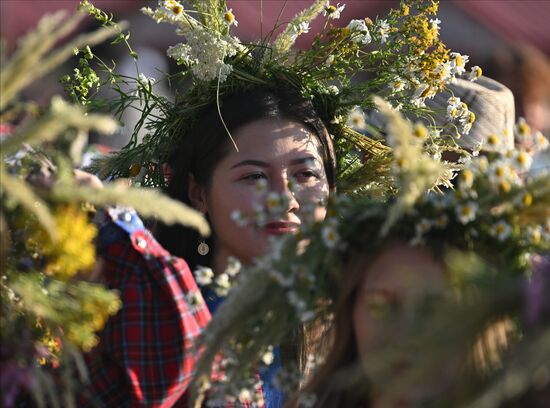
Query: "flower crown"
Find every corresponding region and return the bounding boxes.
[76,0,481,196]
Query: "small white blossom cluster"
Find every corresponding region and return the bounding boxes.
[446,96,475,135]
[142,1,243,82]
[167,27,243,82]
[194,257,241,297]
[413,121,548,246]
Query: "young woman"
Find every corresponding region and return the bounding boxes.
[80,87,336,407]
[294,242,449,408]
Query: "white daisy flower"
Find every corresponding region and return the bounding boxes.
[491,220,512,241]
[323,2,345,19]
[450,52,469,75]
[534,131,549,151]
[347,19,372,44]
[429,18,441,34]
[325,54,335,67]
[214,273,231,296]
[225,256,241,277]
[230,209,248,227]
[194,265,214,286]
[261,346,275,365]
[456,201,478,224]
[390,77,406,93]
[346,106,367,130]
[468,65,482,81]
[321,223,339,248]
[377,19,390,43]
[224,8,238,26]
[511,149,533,172]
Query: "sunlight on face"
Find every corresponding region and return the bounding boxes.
[205,117,330,265]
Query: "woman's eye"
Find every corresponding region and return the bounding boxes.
[295,170,320,180]
[241,173,267,182]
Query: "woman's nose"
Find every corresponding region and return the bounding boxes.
[272,175,300,213]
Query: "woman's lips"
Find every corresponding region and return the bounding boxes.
[263,221,299,235]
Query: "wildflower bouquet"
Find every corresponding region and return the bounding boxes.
[191,103,550,405]
[76,0,478,195]
[0,10,208,407]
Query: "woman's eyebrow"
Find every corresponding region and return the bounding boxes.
[289,156,321,166]
[230,159,270,169]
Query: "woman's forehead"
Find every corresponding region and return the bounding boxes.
[228,117,324,159]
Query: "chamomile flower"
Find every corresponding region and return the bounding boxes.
[468,65,482,81]
[254,178,268,195]
[534,131,549,151]
[230,209,248,227]
[346,106,367,130]
[347,19,372,44]
[214,273,231,296]
[456,201,478,224]
[511,149,533,172]
[325,54,335,67]
[525,225,542,244]
[429,18,441,34]
[266,191,284,213]
[413,122,428,142]
[323,2,345,19]
[390,77,406,93]
[485,133,502,151]
[224,8,238,26]
[322,223,339,248]
[225,256,242,277]
[261,346,275,365]
[450,52,469,75]
[289,21,310,41]
[459,168,475,189]
[517,192,533,208]
[194,265,214,286]
[490,220,512,241]
[377,19,390,43]
[515,117,531,142]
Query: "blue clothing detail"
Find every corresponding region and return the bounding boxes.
[200,287,285,408]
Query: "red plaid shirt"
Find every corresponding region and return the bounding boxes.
[80,208,211,407]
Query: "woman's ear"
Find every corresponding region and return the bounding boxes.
[187,174,208,214]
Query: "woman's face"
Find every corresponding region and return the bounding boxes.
[352,243,449,402]
[194,117,330,265]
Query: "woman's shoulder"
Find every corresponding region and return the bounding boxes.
[95,207,208,318]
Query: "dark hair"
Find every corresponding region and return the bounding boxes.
[155,87,337,269]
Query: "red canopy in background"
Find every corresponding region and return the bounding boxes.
[2,1,549,55]
[451,0,550,55]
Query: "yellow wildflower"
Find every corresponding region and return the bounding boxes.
[521,192,533,207]
[38,205,97,279]
[224,8,238,26]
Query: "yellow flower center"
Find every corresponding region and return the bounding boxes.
[522,193,533,207]
[326,5,337,14]
[518,122,530,135]
[499,180,511,193]
[474,66,482,78]
[225,10,235,23]
[455,55,463,66]
[401,4,410,16]
[469,111,476,124]
[487,134,499,146]
[171,4,183,15]
[413,124,427,139]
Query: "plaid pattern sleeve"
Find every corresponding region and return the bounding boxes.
[80,208,212,407]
